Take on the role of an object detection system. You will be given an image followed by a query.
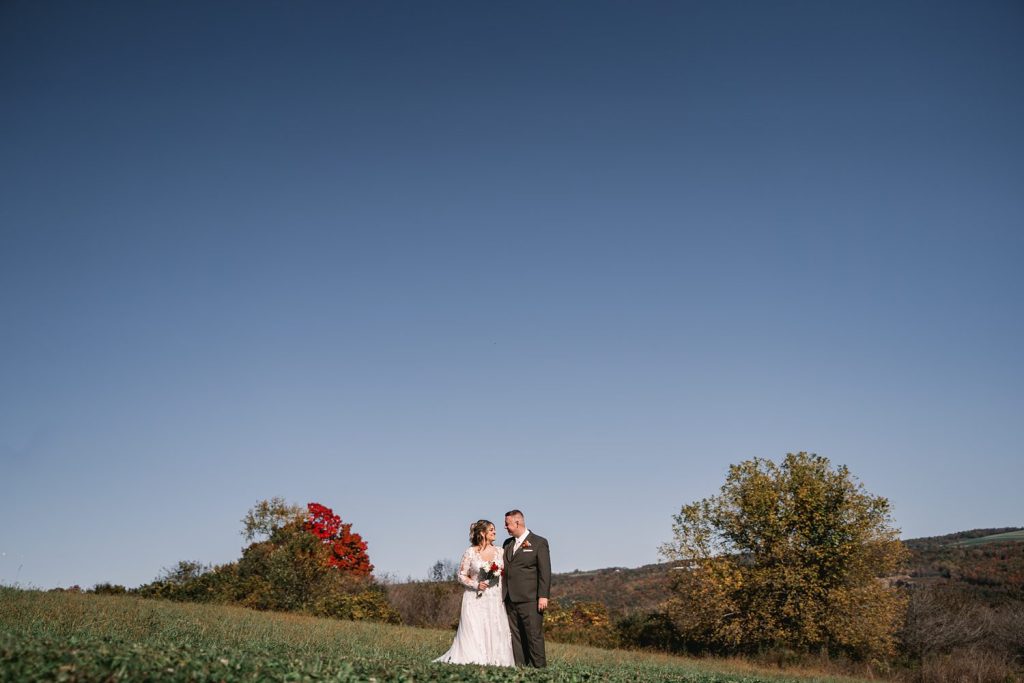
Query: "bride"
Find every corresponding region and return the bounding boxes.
[433,519,515,667]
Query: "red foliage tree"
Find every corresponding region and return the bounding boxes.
[304,502,374,576]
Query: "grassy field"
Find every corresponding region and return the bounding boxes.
[953,529,1024,547]
[0,587,876,682]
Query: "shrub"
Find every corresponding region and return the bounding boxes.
[899,584,1024,681]
[136,562,240,604]
[660,452,908,659]
[544,600,619,649]
[914,646,1021,683]
[615,609,686,653]
[385,562,463,628]
[235,522,332,611]
[135,498,397,624]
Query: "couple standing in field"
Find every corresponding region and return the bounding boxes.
[434,509,552,668]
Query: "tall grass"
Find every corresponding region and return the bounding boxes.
[0,587,874,682]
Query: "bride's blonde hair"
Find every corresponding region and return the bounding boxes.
[469,519,492,546]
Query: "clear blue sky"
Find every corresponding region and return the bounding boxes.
[2,1,1021,590]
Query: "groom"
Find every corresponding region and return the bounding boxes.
[502,509,551,668]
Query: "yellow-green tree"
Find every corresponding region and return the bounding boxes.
[660,452,907,659]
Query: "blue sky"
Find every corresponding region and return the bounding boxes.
[2,1,1022,589]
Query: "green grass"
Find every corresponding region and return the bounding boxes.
[953,530,1024,547]
[0,587,873,682]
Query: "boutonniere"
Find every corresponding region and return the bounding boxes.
[521,539,531,549]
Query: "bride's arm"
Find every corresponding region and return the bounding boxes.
[456,548,477,589]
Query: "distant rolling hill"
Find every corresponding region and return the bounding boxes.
[549,527,1024,613]
[550,561,680,614]
[953,529,1024,547]
[903,526,1024,551]
[903,527,1024,604]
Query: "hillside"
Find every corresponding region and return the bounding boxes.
[551,561,680,614]
[903,527,1024,604]
[549,528,1024,612]
[955,530,1024,547]
[902,527,1024,551]
[0,587,868,683]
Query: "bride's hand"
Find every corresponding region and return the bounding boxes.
[477,581,489,591]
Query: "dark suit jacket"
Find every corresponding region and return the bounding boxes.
[502,532,551,604]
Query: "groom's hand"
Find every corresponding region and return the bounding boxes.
[537,597,548,612]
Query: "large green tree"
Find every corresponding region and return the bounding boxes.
[660,452,907,658]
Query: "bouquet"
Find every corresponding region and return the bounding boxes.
[477,562,502,598]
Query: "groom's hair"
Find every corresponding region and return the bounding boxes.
[504,509,524,521]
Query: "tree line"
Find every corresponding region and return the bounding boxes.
[80,453,1021,682]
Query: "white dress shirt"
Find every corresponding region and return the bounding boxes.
[513,529,531,553]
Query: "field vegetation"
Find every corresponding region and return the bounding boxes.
[0,588,869,683]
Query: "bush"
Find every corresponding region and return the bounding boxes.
[544,600,619,649]
[899,584,1024,682]
[135,499,398,624]
[913,646,1021,683]
[386,582,462,629]
[136,561,243,604]
[310,581,400,623]
[234,523,333,611]
[661,452,908,659]
[615,609,686,653]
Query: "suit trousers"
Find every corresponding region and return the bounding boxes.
[504,599,546,668]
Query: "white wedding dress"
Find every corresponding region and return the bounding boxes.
[433,545,515,667]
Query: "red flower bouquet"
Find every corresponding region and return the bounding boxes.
[477,562,501,597]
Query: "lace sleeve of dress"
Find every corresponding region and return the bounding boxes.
[457,548,477,589]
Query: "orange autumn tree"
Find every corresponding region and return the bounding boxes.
[304,502,374,575]
[136,497,397,623]
[230,498,394,621]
